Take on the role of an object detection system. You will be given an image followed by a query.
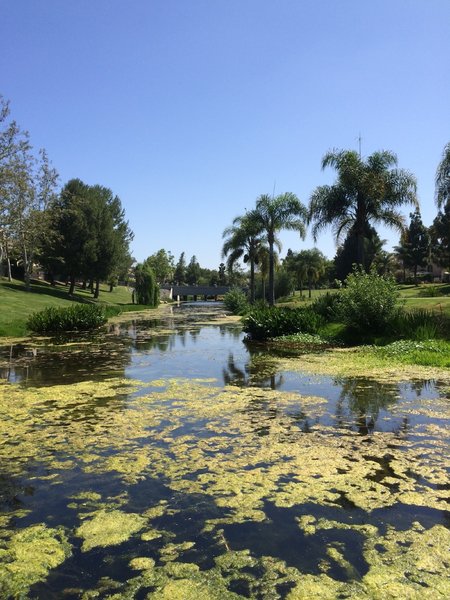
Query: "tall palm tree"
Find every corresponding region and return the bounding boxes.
[436,142,450,209]
[254,193,307,306]
[222,211,265,303]
[309,149,418,267]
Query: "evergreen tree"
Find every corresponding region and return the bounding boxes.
[430,204,450,272]
[218,262,227,285]
[42,179,133,296]
[174,251,186,284]
[334,224,384,282]
[186,255,201,285]
[394,210,430,284]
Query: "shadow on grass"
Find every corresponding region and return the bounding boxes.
[1,279,94,304]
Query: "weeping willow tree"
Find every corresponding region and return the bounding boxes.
[134,262,159,306]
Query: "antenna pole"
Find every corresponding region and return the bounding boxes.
[358,133,362,158]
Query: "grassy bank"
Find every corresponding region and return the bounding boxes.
[279,283,450,317]
[0,278,151,337]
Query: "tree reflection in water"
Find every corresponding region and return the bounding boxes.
[222,351,283,390]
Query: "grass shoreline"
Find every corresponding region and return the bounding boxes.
[0,278,156,338]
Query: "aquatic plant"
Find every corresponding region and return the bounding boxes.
[0,525,71,597]
[0,360,449,596]
[76,509,147,551]
[242,306,323,340]
[27,303,108,332]
[223,287,249,315]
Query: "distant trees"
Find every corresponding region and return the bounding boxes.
[294,249,328,298]
[309,149,418,268]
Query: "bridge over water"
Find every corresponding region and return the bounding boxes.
[161,285,231,301]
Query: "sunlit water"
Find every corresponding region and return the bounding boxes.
[0,303,448,598]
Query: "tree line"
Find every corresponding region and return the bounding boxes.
[223,145,450,305]
[0,96,134,299]
[2,94,449,307]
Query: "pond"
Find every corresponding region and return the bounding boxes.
[0,303,449,598]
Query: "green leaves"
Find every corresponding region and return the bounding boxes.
[339,267,399,334]
[242,306,323,340]
[27,304,108,332]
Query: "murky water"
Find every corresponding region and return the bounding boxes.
[0,303,449,598]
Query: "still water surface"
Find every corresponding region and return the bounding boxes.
[0,303,448,598]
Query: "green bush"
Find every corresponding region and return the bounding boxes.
[242,306,323,341]
[223,287,249,315]
[390,308,442,340]
[339,267,399,334]
[311,292,341,321]
[27,304,108,333]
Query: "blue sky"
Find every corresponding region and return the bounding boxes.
[2,0,449,269]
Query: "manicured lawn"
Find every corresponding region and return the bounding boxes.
[279,284,450,317]
[0,278,135,337]
[398,283,450,317]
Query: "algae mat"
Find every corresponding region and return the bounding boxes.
[0,369,449,598]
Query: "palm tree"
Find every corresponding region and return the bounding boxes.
[258,244,279,303]
[294,249,327,298]
[254,193,307,306]
[436,142,450,208]
[309,149,418,267]
[222,211,265,303]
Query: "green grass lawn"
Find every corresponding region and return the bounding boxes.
[0,278,136,337]
[279,284,450,317]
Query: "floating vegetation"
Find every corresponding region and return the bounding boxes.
[76,509,147,552]
[0,525,71,597]
[0,306,449,597]
[277,347,450,382]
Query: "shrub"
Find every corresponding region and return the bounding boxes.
[223,287,249,315]
[242,306,323,341]
[339,267,399,334]
[27,304,108,333]
[390,308,441,340]
[311,292,341,321]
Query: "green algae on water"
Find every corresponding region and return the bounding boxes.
[0,524,71,598]
[76,509,147,551]
[0,366,449,597]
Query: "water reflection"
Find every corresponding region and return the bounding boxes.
[334,377,397,435]
[222,351,284,389]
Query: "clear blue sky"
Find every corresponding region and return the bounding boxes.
[2,0,449,269]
